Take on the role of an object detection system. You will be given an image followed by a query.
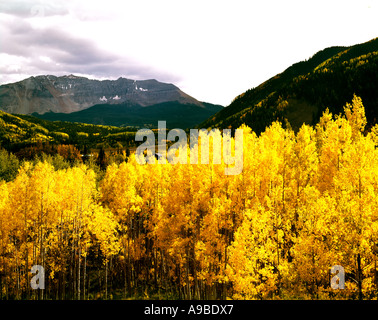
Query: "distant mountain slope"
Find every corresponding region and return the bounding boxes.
[34,100,223,129]
[0,110,140,153]
[0,74,223,129]
[0,75,204,114]
[200,37,378,134]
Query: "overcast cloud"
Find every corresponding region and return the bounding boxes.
[0,0,377,105]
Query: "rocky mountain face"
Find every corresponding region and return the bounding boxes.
[0,75,203,114]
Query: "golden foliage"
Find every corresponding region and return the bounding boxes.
[0,96,377,300]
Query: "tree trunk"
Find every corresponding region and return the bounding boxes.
[83,251,87,300]
[105,260,108,299]
[357,253,363,300]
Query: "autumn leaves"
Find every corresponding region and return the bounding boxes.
[0,162,118,299]
[0,95,377,299]
[227,95,378,299]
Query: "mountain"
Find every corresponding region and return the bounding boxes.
[0,75,204,114]
[0,75,223,128]
[200,37,378,134]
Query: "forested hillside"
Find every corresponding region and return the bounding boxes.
[34,101,223,129]
[0,111,140,180]
[200,37,378,134]
[0,111,138,156]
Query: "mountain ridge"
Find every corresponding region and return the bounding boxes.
[0,74,205,115]
[0,74,223,128]
[200,37,378,134]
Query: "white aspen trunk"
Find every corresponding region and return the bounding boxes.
[105,260,108,299]
[83,250,87,300]
[78,247,81,300]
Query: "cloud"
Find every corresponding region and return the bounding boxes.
[2,0,376,105]
[0,0,68,18]
[0,9,181,85]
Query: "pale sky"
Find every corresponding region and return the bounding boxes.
[0,0,377,106]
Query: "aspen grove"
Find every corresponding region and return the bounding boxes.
[0,96,377,299]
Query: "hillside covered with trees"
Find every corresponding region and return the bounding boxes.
[200,37,378,135]
[0,111,138,152]
[0,111,140,179]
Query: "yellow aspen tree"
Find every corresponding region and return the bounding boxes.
[5,161,57,299]
[331,97,377,299]
[0,181,10,298]
[226,204,280,299]
[291,124,319,227]
[85,203,120,299]
[290,193,339,298]
[100,156,152,296]
[343,94,367,140]
[259,121,295,295]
